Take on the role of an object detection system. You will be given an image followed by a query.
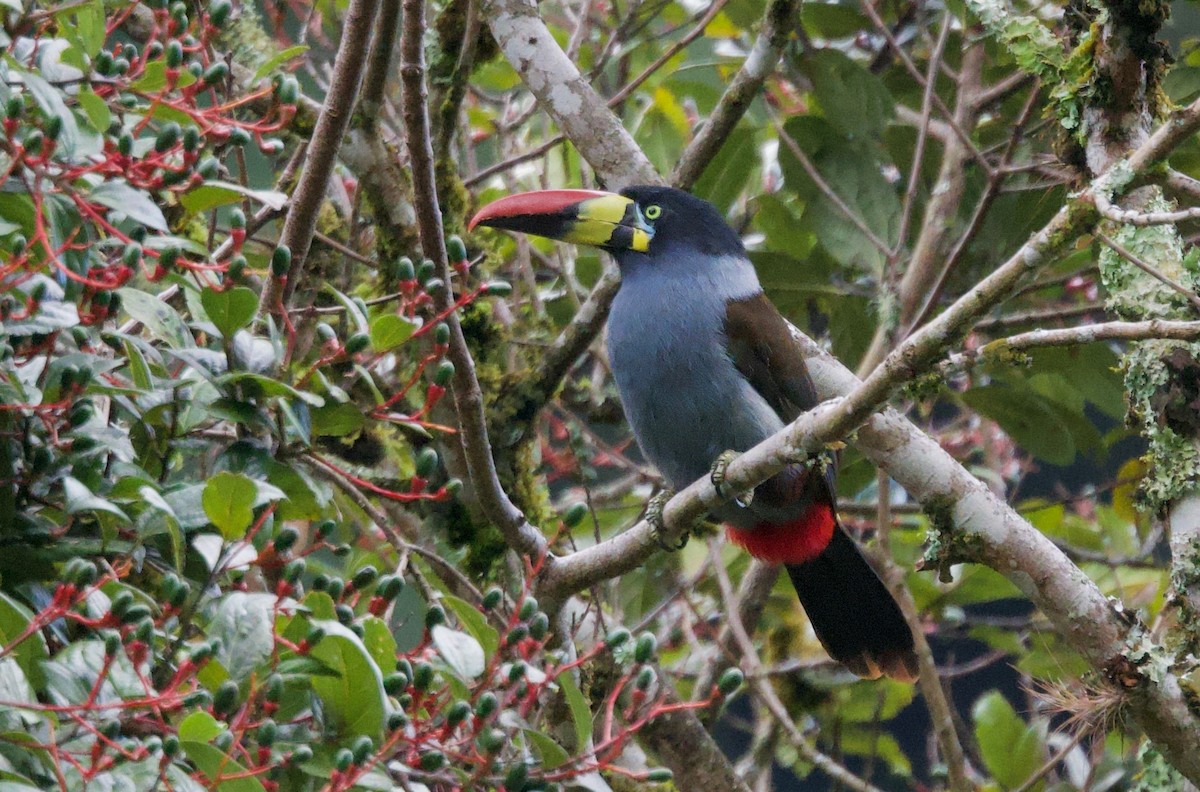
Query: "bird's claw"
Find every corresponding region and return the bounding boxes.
[711,450,754,508]
[646,489,688,551]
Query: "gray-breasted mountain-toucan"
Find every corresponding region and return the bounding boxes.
[470,186,918,681]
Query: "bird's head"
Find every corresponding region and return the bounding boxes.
[468,185,745,267]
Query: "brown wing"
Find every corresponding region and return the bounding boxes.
[723,292,820,423]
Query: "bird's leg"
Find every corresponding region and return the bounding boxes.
[646,489,689,551]
[710,450,754,508]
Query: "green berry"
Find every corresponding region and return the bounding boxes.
[290,745,313,764]
[445,700,471,727]
[486,280,513,296]
[396,256,415,281]
[634,632,657,663]
[208,0,233,27]
[604,628,631,650]
[482,588,502,610]
[256,719,277,746]
[528,612,550,641]
[414,447,439,477]
[155,122,181,152]
[519,597,538,621]
[635,666,656,691]
[418,750,446,771]
[434,322,450,344]
[387,710,409,730]
[351,565,378,590]
[212,680,239,717]
[433,360,455,386]
[334,748,353,771]
[344,333,369,355]
[563,503,589,527]
[201,63,228,86]
[446,235,467,262]
[351,735,373,764]
[646,768,674,783]
[412,662,435,691]
[717,668,744,695]
[282,558,305,582]
[424,604,446,629]
[274,526,299,552]
[229,127,252,147]
[474,692,498,718]
[264,674,284,702]
[270,245,291,276]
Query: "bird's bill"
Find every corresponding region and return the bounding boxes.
[468,189,653,252]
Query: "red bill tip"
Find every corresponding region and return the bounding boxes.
[468,189,613,230]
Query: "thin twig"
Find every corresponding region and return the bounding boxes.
[1096,232,1200,313]
[709,539,890,792]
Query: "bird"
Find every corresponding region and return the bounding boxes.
[469,185,919,681]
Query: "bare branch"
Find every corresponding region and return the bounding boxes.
[401,0,548,558]
[672,0,797,190]
[1095,189,1200,227]
[263,0,381,313]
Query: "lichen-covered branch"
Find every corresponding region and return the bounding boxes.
[481,0,660,190]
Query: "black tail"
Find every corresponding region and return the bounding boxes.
[786,528,919,681]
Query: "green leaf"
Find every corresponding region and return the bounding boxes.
[430,624,485,679]
[962,385,1076,466]
[972,691,1045,789]
[207,593,278,679]
[89,181,168,232]
[179,181,288,213]
[311,403,365,438]
[215,372,325,407]
[64,477,130,521]
[442,595,499,659]
[131,60,196,93]
[307,620,387,739]
[178,711,225,743]
[76,87,110,134]
[778,116,899,275]
[252,45,310,81]
[201,472,257,539]
[524,729,570,769]
[361,616,398,674]
[182,742,266,792]
[16,68,79,157]
[0,594,47,691]
[117,288,194,348]
[201,287,258,338]
[803,49,895,138]
[559,673,593,752]
[692,123,758,213]
[368,314,418,352]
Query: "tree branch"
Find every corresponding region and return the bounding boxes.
[671,0,797,190]
[481,0,661,190]
[262,0,380,313]
[401,0,547,559]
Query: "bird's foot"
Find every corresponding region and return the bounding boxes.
[711,450,754,508]
[646,489,689,551]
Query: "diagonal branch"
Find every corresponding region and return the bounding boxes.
[672,0,798,190]
[481,0,661,190]
[263,0,381,313]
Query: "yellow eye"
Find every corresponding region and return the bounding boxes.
[644,204,662,220]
